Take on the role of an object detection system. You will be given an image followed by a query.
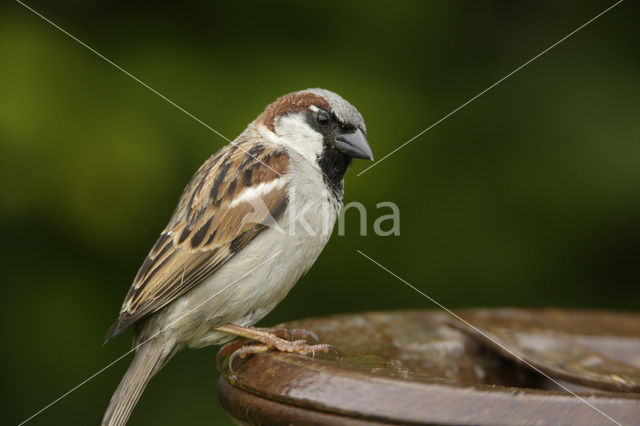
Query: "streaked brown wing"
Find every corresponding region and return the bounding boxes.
[106,142,289,341]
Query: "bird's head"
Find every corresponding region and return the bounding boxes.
[255,88,373,182]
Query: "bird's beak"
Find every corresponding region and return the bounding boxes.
[335,129,374,161]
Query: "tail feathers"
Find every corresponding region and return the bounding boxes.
[102,339,176,426]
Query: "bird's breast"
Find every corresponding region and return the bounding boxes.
[159,168,340,349]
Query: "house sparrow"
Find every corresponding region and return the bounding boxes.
[102,88,373,426]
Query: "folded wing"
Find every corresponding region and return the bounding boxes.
[106,143,289,341]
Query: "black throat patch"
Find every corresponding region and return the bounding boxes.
[317,147,350,203]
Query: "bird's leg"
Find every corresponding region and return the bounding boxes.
[257,325,320,343]
[215,323,339,370]
[216,323,333,354]
[215,325,320,369]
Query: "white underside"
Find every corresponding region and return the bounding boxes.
[141,149,339,349]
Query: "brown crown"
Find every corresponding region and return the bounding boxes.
[256,91,330,132]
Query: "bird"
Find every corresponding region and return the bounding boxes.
[101,88,373,425]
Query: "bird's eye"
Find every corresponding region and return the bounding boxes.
[316,113,330,126]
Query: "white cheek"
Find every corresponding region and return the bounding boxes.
[272,115,324,166]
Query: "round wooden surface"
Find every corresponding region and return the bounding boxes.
[217,309,640,425]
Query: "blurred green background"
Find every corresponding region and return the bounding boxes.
[2,1,639,424]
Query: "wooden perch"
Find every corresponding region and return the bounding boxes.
[217,309,640,425]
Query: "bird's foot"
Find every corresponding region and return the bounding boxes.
[215,323,339,373]
[216,338,252,370]
[215,325,320,369]
[260,324,320,344]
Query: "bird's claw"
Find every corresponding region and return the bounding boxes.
[217,325,338,372]
[217,338,252,370]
